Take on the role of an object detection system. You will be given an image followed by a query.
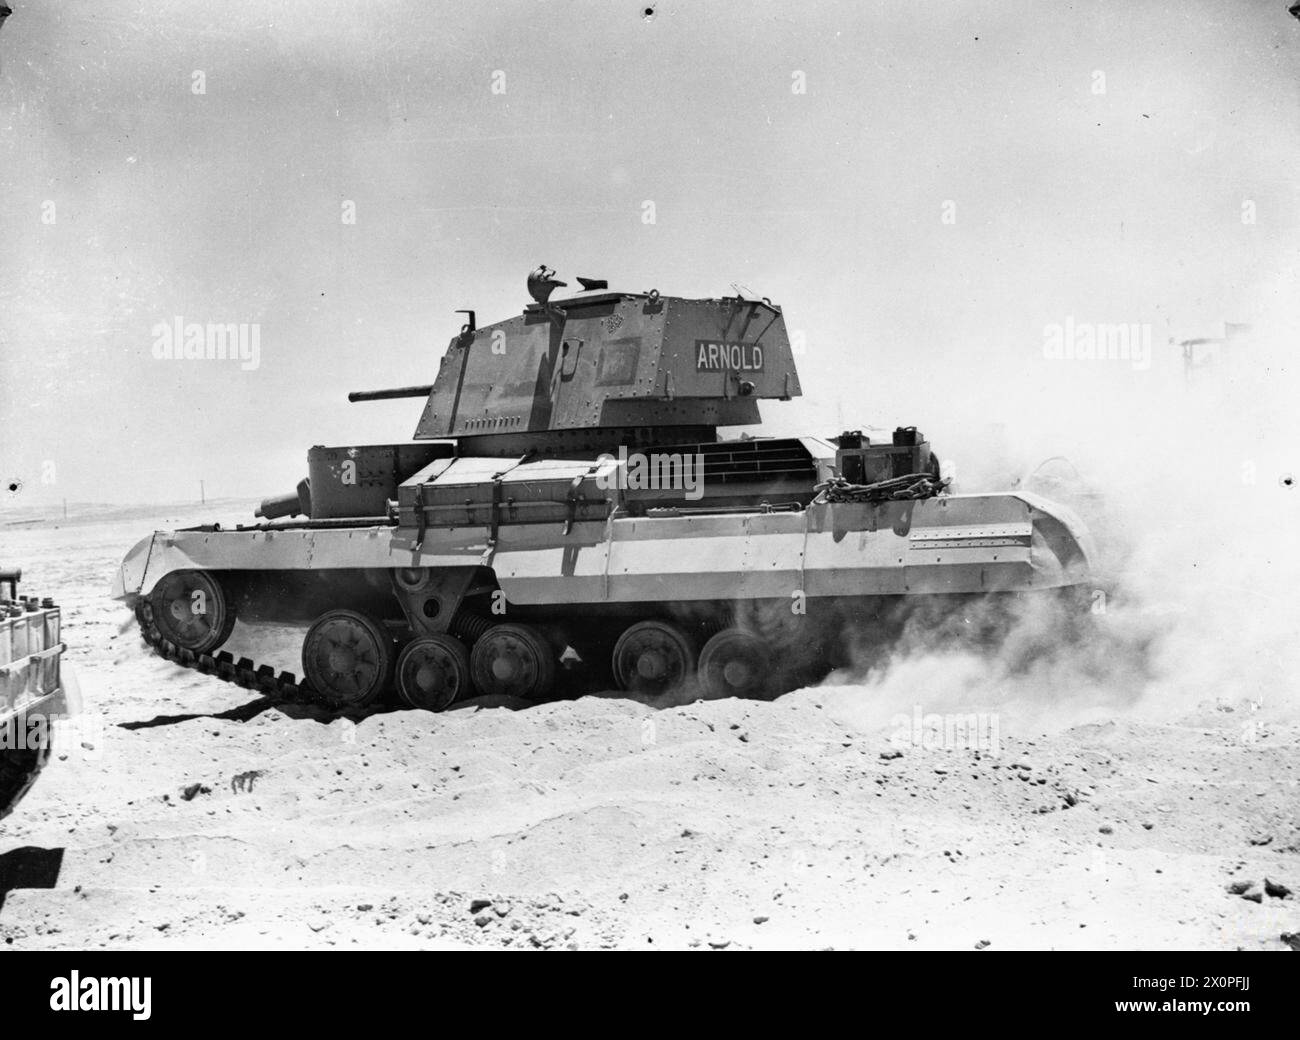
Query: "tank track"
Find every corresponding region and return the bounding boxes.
[133,601,320,705]
[132,598,546,708]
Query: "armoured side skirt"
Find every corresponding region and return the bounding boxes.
[112,493,1093,605]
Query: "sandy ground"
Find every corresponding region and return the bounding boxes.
[1,506,1297,951]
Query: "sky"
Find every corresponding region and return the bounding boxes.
[1,0,1297,507]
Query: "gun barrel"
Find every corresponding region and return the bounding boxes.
[348,385,434,403]
[255,492,302,520]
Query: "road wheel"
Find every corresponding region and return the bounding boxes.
[612,620,696,695]
[469,623,556,701]
[395,634,473,711]
[302,609,394,709]
[148,570,236,654]
[698,629,773,700]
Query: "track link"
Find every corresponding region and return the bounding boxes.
[133,601,320,706]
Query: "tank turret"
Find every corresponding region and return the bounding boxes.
[351,269,803,457]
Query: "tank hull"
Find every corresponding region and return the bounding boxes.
[113,488,1093,707]
[113,491,1092,606]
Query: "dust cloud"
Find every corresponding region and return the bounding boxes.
[821,279,1300,732]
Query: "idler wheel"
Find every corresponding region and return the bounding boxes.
[612,620,696,694]
[395,634,473,712]
[698,629,773,700]
[469,623,556,701]
[147,569,236,654]
[302,609,394,709]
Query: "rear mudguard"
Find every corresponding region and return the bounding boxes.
[112,492,1095,606]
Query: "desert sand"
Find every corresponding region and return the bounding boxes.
[0,505,1296,951]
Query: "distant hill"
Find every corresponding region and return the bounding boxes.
[0,498,263,529]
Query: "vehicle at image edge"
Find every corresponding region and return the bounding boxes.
[1,568,79,819]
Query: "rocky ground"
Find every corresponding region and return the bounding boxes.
[1,507,1296,950]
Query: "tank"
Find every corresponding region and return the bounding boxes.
[1,568,79,820]
[112,269,1096,711]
